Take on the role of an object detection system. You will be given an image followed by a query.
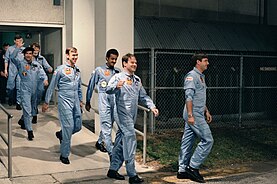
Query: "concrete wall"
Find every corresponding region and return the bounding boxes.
[71,0,95,84]
[95,0,134,67]
[64,0,95,121]
[0,0,64,24]
[43,29,62,69]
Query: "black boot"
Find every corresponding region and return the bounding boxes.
[55,130,62,143]
[27,131,34,141]
[177,171,191,179]
[185,166,205,183]
[129,175,144,184]
[60,155,70,164]
[95,142,107,152]
[16,103,22,110]
[32,116,37,124]
[18,119,25,129]
[107,169,125,180]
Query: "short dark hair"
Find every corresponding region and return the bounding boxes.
[2,43,9,47]
[65,47,77,55]
[191,51,208,67]
[106,49,119,58]
[31,42,40,49]
[14,34,22,40]
[122,53,135,67]
[22,47,34,54]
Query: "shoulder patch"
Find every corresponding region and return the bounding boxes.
[185,76,193,81]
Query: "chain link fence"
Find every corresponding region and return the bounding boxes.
[135,49,277,133]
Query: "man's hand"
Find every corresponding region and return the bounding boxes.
[206,111,212,123]
[151,108,159,117]
[48,68,53,73]
[80,101,84,109]
[85,102,91,112]
[42,103,49,112]
[0,71,5,77]
[116,80,125,89]
[4,70,8,78]
[187,115,195,125]
[43,80,49,87]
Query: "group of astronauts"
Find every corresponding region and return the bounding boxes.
[4,34,213,183]
[3,35,52,139]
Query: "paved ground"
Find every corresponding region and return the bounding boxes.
[0,104,154,184]
[0,104,277,184]
[149,162,277,184]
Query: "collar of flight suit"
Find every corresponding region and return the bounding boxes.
[193,67,205,77]
[123,71,134,79]
[65,63,76,69]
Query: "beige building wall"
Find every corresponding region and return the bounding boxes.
[0,0,64,24]
[94,0,134,136]
[65,0,134,139]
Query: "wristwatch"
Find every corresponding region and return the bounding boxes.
[188,114,193,118]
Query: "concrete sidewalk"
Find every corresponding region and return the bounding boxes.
[0,105,155,184]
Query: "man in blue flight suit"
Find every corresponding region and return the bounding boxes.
[0,43,10,104]
[17,43,53,128]
[10,46,48,141]
[42,47,82,165]
[31,42,53,124]
[106,53,159,184]
[85,49,120,155]
[177,52,213,183]
[4,34,25,109]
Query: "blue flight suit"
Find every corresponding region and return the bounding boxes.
[86,65,120,156]
[178,67,214,172]
[106,71,156,177]
[10,48,47,132]
[44,64,82,158]
[4,45,25,104]
[34,55,53,106]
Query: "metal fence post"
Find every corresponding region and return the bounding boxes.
[150,48,155,134]
[239,56,243,127]
[8,117,12,179]
[143,110,147,165]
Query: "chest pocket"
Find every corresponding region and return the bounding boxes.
[195,80,205,90]
[133,78,141,92]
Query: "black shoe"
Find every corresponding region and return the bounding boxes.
[129,175,144,184]
[177,171,191,179]
[8,101,12,106]
[185,166,205,183]
[16,103,22,110]
[27,131,34,141]
[95,142,107,152]
[107,169,125,180]
[32,116,37,124]
[60,155,70,164]
[56,131,62,143]
[18,119,26,130]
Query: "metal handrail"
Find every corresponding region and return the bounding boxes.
[0,103,13,179]
[136,105,150,165]
[82,83,151,165]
